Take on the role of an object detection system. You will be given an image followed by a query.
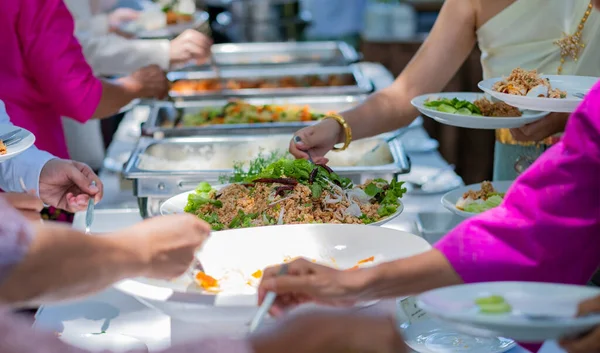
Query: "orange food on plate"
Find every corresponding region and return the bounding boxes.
[0,140,6,155]
[251,269,263,279]
[195,271,219,290]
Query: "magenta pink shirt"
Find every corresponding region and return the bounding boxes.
[0,0,102,159]
[435,80,600,349]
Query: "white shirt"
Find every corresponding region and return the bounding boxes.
[0,101,55,196]
[64,0,170,76]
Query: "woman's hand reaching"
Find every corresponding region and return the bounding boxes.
[289,118,344,164]
[257,258,370,316]
[510,112,568,142]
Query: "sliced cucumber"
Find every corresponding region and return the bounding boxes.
[478,302,512,314]
[437,104,458,113]
[456,107,472,116]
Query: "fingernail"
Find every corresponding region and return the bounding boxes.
[90,185,99,192]
[293,135,302,143]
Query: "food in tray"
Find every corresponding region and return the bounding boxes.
[424,97,522,117]
[184,158,406,230]
[170,75,349,94]
[165,11,193,25]
[180,100,326,126]
[0,140,6,155]
[193,256,376,293]
[136,137,394,171]
[475,295,512,314]
[455,181,505,213]
[492,68,567,98]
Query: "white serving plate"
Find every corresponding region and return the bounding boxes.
[0,124,35,163]
[441,180,512,218]
[411,92,548,129]
[417,282,600,343]
[478,75,597,113]
[113,224,431,322]
[59,333,148,353]
[160,184,404,227]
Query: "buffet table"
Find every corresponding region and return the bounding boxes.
[33,61,567,353]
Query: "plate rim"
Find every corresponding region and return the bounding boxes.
[440,180,513,218]
[0,124,36,163]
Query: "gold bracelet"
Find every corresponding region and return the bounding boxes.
[326,113,352,152]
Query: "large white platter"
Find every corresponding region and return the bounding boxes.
[0,124,35,163]
[418,282,600,343]
[113,224,431,322]
[411,92,548,129]
[161,184,404,227]
[441,180,512,218]
[478,75,597,113]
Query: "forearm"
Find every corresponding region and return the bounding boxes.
[91,79,140,119]
[0,222,145,307]
[357,250,463,300]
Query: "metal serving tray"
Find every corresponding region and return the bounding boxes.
[180,41,361,69]
[142,95,367,137]
[123,133,411,217]
[167,65,373,100]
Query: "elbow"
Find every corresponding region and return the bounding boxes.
[55,78,103,123]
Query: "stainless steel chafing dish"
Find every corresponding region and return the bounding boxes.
[142,95,367,138]
[122,133,411,218]
[167,65,373,100]
[177,41,360,69]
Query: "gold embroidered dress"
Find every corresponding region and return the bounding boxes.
[476,0,600,180]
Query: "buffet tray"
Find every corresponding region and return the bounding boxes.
[123,133,411,217]
[178,41,361,69]
[167,65,373,100]
[142,95,367,137]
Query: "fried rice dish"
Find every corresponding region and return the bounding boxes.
[492,68,566,98]
[184,158,406,230]
[0,140,6,155]
[473,97,522,117]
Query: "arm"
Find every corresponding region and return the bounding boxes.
[0,221,146,307]
[360,83,600,298]
[0,101,56,195]
[334,0,477,141]
[17,0,143,121]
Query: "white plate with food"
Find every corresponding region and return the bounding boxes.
[120,11,209,39]
[160,158,407,229]
[441,180,511,218]
[411,92,549,129]
[0,124,35,163]
[417,282,600,342]
[113,224,431,322]
[478,68,597,113]
[401,318,516,353]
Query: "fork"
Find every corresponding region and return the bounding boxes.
[0,128,22,142]
[573,92,586,99]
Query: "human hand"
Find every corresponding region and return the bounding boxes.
[126,64,170,99]
[509,112,568,142]
[120,214,211,279]
[559,295,600,353]
[108,8,141,29]
[169,29,213,67]
[1,193,43,221]
[39,159,103,213]
[258,258,368,317]
[250,309,407,353]
[289,118,344,164]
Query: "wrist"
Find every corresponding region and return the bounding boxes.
[351,263,392,300]
[103,233,150,278]
[116,76,143,100]
[322,117,345,144]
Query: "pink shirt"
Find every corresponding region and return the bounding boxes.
[435,80,600,349]
[0,0,103,159]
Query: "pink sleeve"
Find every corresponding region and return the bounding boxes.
[0,309,254,353]
[435,81,600,285]
[17,0,102,122]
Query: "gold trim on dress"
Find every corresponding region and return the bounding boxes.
[496,128,558,146]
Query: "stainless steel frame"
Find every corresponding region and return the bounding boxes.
[167,65,373,100]
[198,41,361,67]
[123,133,411,218]
[142,95,367,137]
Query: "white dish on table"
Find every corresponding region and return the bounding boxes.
[160,184,404,227]
[478,75,597,113]
[113,224,430,322]
[401,318,516,353]
[441,180,512,218]
[59,332,148,353]
[0,124,35,163]
[411,92,549,129]
[402,138,439,154]
[417,282,600,343]
[121,11,209,39]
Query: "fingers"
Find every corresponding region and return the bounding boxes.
[578,295,600,316]
[74,161,104,203]
[510,113,567,142]
[289,136,310,160]
[509,127,530,142]
[2,193,44,212]
[20,210,42,221]
[559,327,600,353]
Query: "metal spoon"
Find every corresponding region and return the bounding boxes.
[85,181,96,234]
[248,264,289,333]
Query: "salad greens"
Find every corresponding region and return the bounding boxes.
[221,150,291,184]
[463,195,504,213]
[424,97,482,116]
